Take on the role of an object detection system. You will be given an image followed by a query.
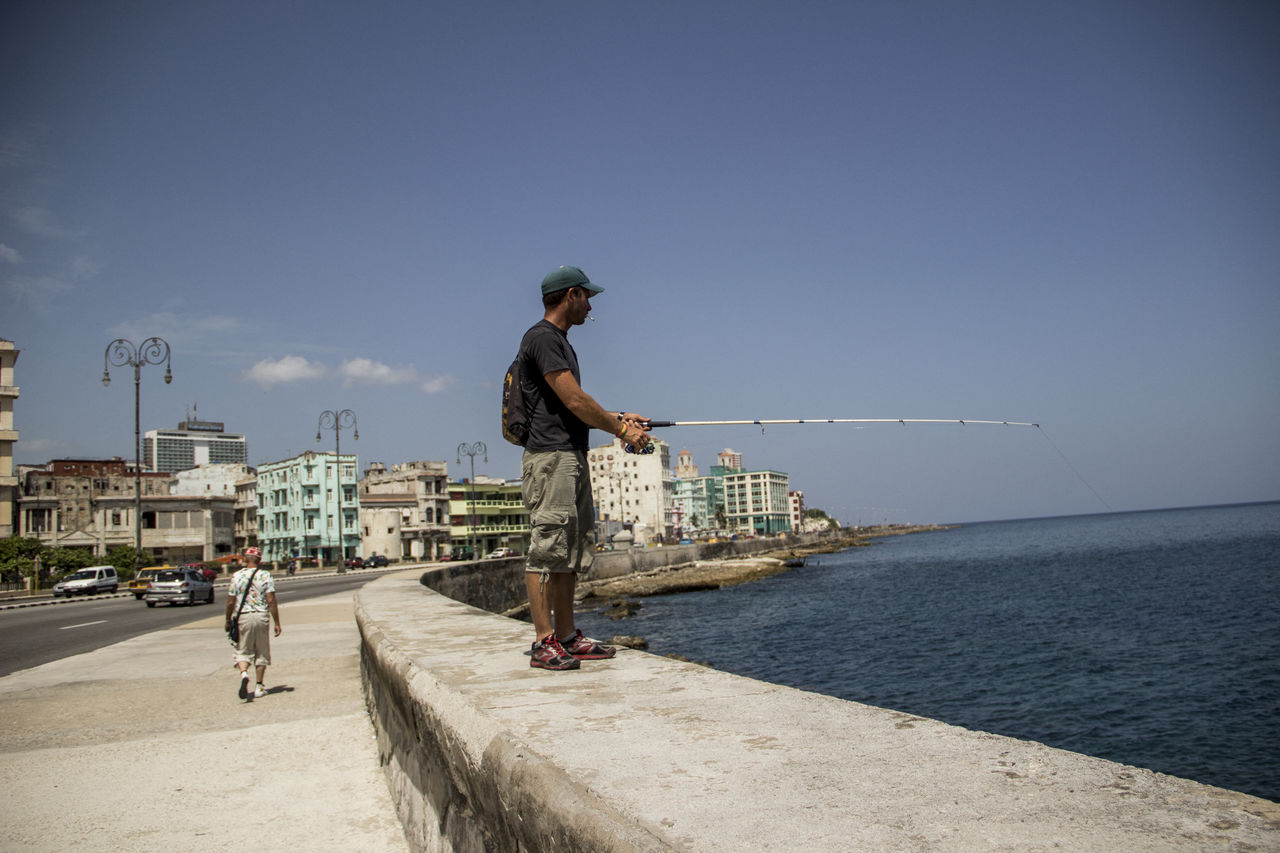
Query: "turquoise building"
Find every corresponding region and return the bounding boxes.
[257,450,360,563]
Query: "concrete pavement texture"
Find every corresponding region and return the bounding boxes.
[361,574,1280,852]
[0,589,410,852]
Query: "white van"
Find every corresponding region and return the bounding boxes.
[52,566,120,597]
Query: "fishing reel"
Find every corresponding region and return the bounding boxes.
[624,441,655,455]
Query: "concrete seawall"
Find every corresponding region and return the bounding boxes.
[355,552,1279,852]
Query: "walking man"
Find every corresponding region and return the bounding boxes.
[224,546,282,699]
[517,265,651,670]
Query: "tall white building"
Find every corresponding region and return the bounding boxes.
[143,416,247,473]
[587,437,673,544]
[723,468,791,535]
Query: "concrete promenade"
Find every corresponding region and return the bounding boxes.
[0,585,410,852]
[360,571,1280,852]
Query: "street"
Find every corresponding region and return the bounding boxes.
[0,569,410,677]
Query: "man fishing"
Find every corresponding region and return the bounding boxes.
[516,265,651,670]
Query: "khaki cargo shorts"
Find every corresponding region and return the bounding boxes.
[233,611,272,666]
[521,449,595,578]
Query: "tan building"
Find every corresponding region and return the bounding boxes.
[360,461,451,561]
[588,437,673,544]
[18,458,234,562]
[0,340,18,537]
[234,472,258,553]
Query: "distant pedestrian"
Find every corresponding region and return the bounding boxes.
[224,547,282,699]
[516,265,651,670]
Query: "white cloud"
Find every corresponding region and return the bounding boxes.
[339,357,418,386]
[245,355,327,388]
[10,206,80,239]
[70,255,100,280]
[108,312,248,345]
[5,273,72,308]
[0,243,21,263]
[420,375,456,394]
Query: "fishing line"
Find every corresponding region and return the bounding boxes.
[1033,426,1114,512]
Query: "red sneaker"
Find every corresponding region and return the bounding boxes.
[530,633,580,670]
[561,629,617,660]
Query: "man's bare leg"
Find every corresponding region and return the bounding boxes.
[525,572,577,641]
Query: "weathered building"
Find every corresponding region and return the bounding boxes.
[360,461,451,562]
[18,458,234,562]
[0,339,18,538]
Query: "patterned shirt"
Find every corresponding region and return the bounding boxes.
[228,567,275,613]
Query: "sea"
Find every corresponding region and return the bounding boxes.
[574,502,1280,803]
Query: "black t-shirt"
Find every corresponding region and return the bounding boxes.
[519,319,589,452]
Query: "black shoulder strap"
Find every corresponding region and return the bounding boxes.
[233,568,260,621]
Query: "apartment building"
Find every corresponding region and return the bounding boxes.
[360,460,452,561]
[0,339,18,537]
[17,458,233,562]
[143,415,247,473]
[723,468,792,535]
[256,450,359,564]
[234,473,258,553]
[448,476,527,558]
[789,489,806,532]
[587,437,673,544]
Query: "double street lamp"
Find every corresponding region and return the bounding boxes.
[317,409,357,566]
[457,441,486,560]
[103,337,171,571]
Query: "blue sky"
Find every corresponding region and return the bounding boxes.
[3,1,1277,524]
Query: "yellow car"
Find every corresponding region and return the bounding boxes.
[127,566,169,600]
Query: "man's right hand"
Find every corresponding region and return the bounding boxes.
[620,421,650,450]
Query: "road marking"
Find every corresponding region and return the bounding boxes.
[59,620,107,630]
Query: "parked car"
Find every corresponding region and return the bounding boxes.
[127,566,167,599]
[344,557,365,569]
[183,562,219,582]
[365,554,390,568]
[594,543,614,552]
[447,549,473,562]
[52,566,119,597]
[485,547,518,560]
[144,568,215,607]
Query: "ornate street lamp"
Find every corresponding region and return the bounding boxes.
[317,409,357,568]
[103,337,172,571]
[456,441,486,560]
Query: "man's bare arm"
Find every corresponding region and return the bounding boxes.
[544,370,650,446]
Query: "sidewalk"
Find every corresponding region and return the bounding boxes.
[0,584,410,852]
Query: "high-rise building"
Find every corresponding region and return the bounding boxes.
[0,339,18,537]
[143,416,247,473]
[723,468,791,535]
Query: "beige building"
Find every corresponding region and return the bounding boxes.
[587,437,673,544]
[18,458,234,562]
[360,461,451,561]
[0,340,17,537]
[234,473,258,553]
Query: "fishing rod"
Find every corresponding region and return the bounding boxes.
[618,416,1111,513]
[647,418,1039,428]
[622,417,1039,453]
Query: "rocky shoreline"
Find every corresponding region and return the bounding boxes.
[577,524,951,602]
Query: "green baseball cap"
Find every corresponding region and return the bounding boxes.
[541,265,604,296]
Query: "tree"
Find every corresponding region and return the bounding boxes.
[714,505,727,531]
[105,546,155,581]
